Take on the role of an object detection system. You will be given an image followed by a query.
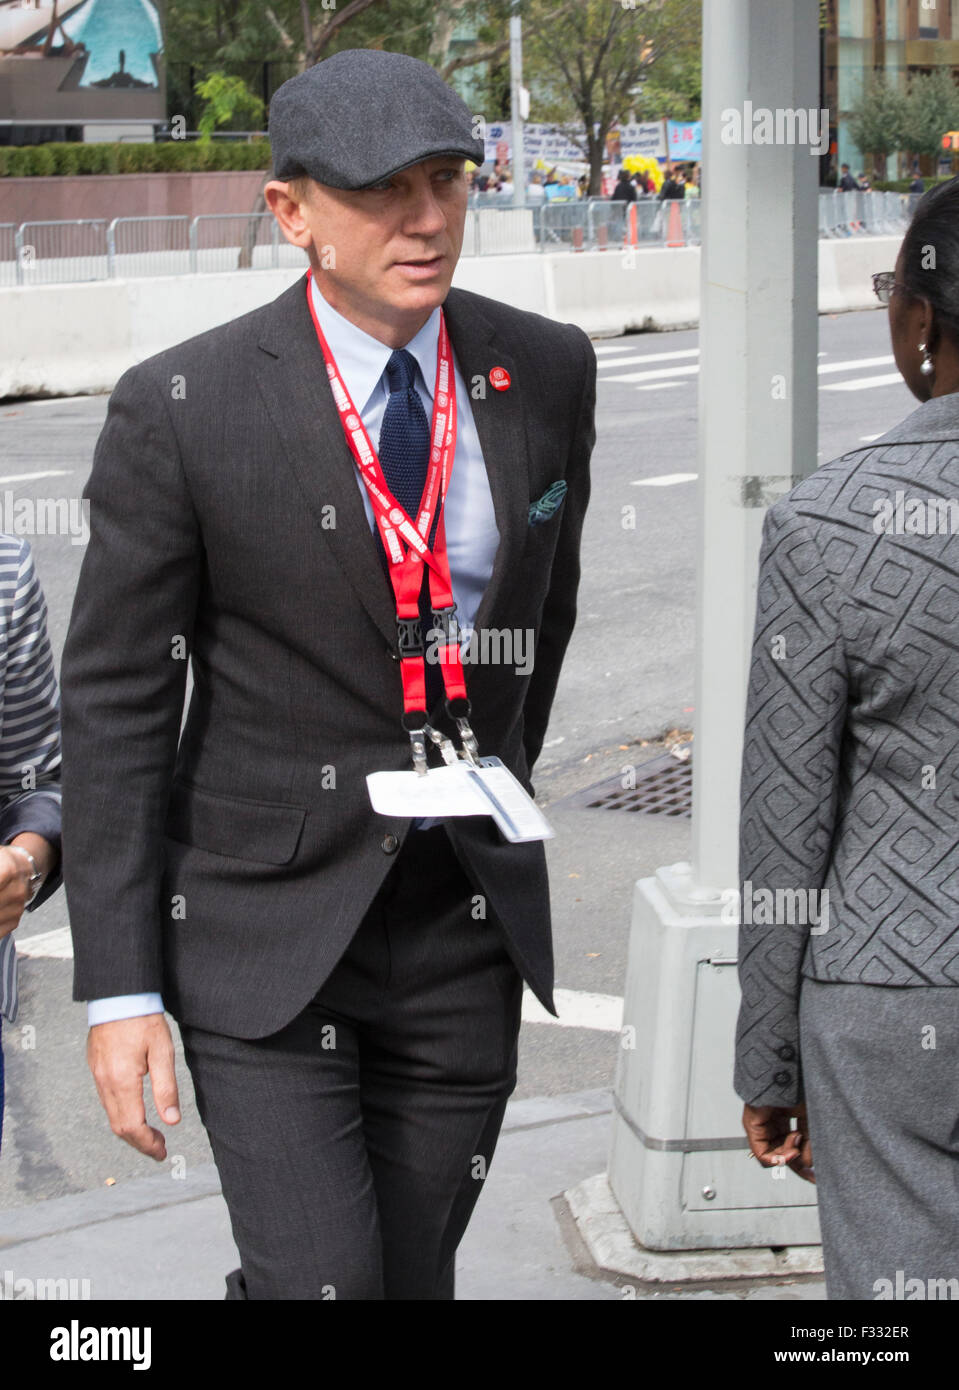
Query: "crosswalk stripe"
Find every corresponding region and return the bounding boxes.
[522,987,624,1033]
[604,363,701,384]
[598,353,903,392]
[17,926,73,960]
[592,348,700,369]
[631,472,697,486]
[592,342,657,355]
[0,470,74,484]
[816,355,894,375]
[822,372,905,392]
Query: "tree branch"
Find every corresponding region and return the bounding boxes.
[441,36,511,80]
[265,6,295,51]
[312,0,386,58]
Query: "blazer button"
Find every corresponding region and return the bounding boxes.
[774,1070,792,1086]
[777,1044,796,1062]
[381,833,399,854]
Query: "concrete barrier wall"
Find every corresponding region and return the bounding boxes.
[0,237,901,399]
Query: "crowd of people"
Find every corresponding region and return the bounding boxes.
[469,161,701,202]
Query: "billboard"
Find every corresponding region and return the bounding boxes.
[483,121,667,170]
[0,0,166,126]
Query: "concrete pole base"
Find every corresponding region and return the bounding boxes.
[606,869,821,1250]
[565,1172,824,1285]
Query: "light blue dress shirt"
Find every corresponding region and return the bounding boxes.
[88,277,499,1026]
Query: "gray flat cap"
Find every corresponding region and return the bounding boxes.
[269,49,485,190]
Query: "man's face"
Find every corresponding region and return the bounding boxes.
[266,156,468,338]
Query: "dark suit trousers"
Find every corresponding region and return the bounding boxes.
[179,824,524,1300]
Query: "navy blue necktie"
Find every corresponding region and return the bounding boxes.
[377,349,443,713]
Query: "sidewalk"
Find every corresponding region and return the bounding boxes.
[0,1086,825,1301]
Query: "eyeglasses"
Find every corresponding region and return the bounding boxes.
[872,271,901,306]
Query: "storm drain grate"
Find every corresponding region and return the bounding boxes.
[563,751,692,818]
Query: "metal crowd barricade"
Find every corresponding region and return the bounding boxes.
[1,194,924,287]
[0,224,16,288]
[188,213,306,273]
[13,220,109,285]
[680,197,702,246]
[586,198,628,250]
[107,216,191,278]
[190,212,277,273]
[538,200,590,250]
[818,191,839,237]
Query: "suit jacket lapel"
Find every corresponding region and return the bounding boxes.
[252,277,531,669]
[442,287,530,644]
[253,275,398,649]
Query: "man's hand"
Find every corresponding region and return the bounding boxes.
[0,845,32,939]
[742,1102,815,1184]
[87,1015,181,1161]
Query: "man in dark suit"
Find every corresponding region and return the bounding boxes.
[59,49,596,1299]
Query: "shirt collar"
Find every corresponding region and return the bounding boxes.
[309,274,441,414]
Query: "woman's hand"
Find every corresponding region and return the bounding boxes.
[0,844,33,939]
[743,1101,815,1184]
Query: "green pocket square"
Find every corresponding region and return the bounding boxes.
[528,480,568,525]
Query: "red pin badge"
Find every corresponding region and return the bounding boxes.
[489,366,511,391]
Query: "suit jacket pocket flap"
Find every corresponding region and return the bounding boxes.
[165,780,307,865]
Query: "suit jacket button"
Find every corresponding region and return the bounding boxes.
[774,1070,792,1086]
[777,1045,796,1062]
[381,833,399,854]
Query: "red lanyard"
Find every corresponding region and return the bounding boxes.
[305,271,469,723]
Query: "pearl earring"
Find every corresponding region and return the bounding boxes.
[918,342,935,377]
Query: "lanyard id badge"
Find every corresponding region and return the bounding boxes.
[307,274,552,841]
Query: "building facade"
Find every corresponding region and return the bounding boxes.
[823,0,959,178]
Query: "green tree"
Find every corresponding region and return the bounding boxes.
[845,72,907,172]
[521,0,702,194]
[195,72,265,139]
[901,67,959,163]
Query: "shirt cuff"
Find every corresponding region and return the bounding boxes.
[88,993,165,1026]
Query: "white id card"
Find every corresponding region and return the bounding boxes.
[367,756,554,843]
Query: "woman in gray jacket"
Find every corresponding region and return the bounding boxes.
[735,176,959,1299]
[0,535,63,1152]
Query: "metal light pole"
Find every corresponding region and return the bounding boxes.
[510,1,527,207]
[598,0,823,1257]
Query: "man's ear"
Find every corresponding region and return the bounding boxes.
[265,181,313,250]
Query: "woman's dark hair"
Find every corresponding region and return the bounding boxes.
[900,174,959,351]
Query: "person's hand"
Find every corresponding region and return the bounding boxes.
[0,844,33,939]
[742,1101,815,1184]
[87,1015,181,1161]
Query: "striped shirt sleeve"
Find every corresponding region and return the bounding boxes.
[0,535,63,1023]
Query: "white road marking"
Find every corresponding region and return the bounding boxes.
[860,433,884,442]
[17,926,73,959]
[604,363,701,385]
[522,987,624,1033]
[0,470,74,483]
[822,372,905,392]
[816,354,894,375]
[602,354,899,389]
[631,472,698,487]
[594,348,700,369]
[592,341,660,354]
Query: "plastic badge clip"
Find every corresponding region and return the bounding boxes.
[428,725,460,767]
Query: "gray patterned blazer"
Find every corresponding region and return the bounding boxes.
[735,390,959,1107]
